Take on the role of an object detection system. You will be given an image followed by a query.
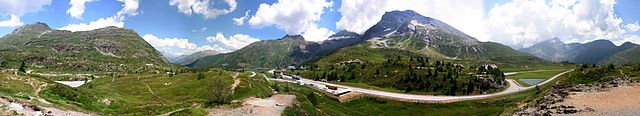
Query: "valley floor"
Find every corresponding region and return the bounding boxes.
[278,69,573,103]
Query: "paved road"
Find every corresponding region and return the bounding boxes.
[249,71,256,77]
[273,69,574,103]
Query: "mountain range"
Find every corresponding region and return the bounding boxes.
[186,32,364,69]
[519,38,640,64]
[186,10,540,69]
[0,22,170,72]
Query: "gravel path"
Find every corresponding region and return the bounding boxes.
[230,72,241,93]
[557,85,640,116]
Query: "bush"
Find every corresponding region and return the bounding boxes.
[207,76,232,105]
[197,72,205,80]
[306,92,317,106]
[18,61,26,73]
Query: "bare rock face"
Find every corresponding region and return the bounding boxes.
[514,77,637,116]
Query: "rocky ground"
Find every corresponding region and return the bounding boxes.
[0,96,93,116]
[515,77,639,116]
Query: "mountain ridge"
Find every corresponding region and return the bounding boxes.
[519,38,640,64]
[188,10,539,69]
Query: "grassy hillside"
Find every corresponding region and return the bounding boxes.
[189,33,365,70]
[2,69,271,115]
[0,23,171,73]
[189,35,311,69]
[600,46,640,64]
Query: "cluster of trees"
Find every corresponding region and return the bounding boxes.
[392,61,501,95]
[0,60,5,69]
[0,60,26,72]
[295,55,505,95]
[18,61,26,73]
[477,65,506,86]
[569,64,618,84]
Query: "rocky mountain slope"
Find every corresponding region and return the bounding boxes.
[519,38,639,64]
[0,22,170,72]
[360,10,529,60]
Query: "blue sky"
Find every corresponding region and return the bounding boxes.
[1,0,639,58]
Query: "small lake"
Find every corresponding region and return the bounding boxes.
[519,78,546,85]
[54,80,91,88]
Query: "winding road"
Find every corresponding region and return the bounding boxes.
[273,69,574,103]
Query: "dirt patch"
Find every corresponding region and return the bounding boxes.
[230,72,241,93]
[556,85,640,115]
[515,77,639,115]
[208,94,296,116]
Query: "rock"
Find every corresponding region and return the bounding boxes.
[584,107,595,112]
[563,109,578,114]
[100,98,111,106]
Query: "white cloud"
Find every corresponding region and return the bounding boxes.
[206,33,259,52]
[58,16,124,31]
[195,45,225,52]
[192,27,207,32]
[336,0,486,40]
[169,0,237,19]
[142,34,197,50]
[116,0,140,17]
[248,0,333,35]
[142,34,226,59]
[613,35,640,45]
[142,33,259,58]
[67,0,95,19]
[302,25,335,42]
[485,0,626,48]
[0,15,24,27]
[59,0,139,31]
[624,21,640,32]
[0,0,51,16]
[232,10,250,26]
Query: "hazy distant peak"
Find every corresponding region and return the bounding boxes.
[585,39,616,47]
[546,37,564,44]
[328,30,360,40]
[621,42,638,47]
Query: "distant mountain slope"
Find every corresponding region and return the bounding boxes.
[600,43,640,64]
[0,22,170,72]
[177,50,220,65]
[188,33,364,69]
[518,38,572,62]
[519,38,639,64]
